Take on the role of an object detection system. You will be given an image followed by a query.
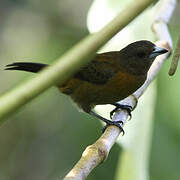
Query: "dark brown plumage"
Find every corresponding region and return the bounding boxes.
[5,40,168,132]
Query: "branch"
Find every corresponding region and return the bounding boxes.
[0,0,154,123]
[169,32,180,75]
[63,0,175,179]
[152,0,177,76]
[63,44,170,180]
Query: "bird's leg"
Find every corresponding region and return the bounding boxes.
[110,103,133,119]
[89,110,124,135]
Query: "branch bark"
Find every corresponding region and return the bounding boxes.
[63,0,175,179]
[169,32,180,75]
[63,43,170,180]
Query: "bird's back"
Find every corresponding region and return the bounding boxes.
[58,52,147,112]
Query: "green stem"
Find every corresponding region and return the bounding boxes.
[169,32,180,75]
[0,0,154,122]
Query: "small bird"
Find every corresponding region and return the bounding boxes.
[5,40,168,133]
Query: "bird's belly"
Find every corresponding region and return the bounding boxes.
[59,72,146,112]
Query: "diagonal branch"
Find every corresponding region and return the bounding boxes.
[63,0,175,180]
[0,0,154,123]
[63,43,170,180]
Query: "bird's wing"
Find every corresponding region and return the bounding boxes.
[74,52,118,84]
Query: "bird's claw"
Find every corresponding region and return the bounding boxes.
[110,104,132,120]
[89,110,125,135]
[102,120,125,135]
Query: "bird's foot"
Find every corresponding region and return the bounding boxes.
[89,111,125,135]
[102,120,124,135]
[110,103,133,120]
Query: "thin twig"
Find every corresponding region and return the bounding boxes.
[63,0,175,179]
[169,32,180,75]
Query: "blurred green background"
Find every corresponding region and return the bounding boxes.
[0,0,180,180]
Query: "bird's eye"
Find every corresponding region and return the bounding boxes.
[137,51,146,58]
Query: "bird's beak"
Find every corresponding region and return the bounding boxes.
[149,46,168,58]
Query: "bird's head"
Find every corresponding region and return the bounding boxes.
[119,40,168,75]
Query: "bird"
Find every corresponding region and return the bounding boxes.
[5,40,168,133]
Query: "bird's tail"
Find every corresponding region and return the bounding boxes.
[5,62,48,73]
